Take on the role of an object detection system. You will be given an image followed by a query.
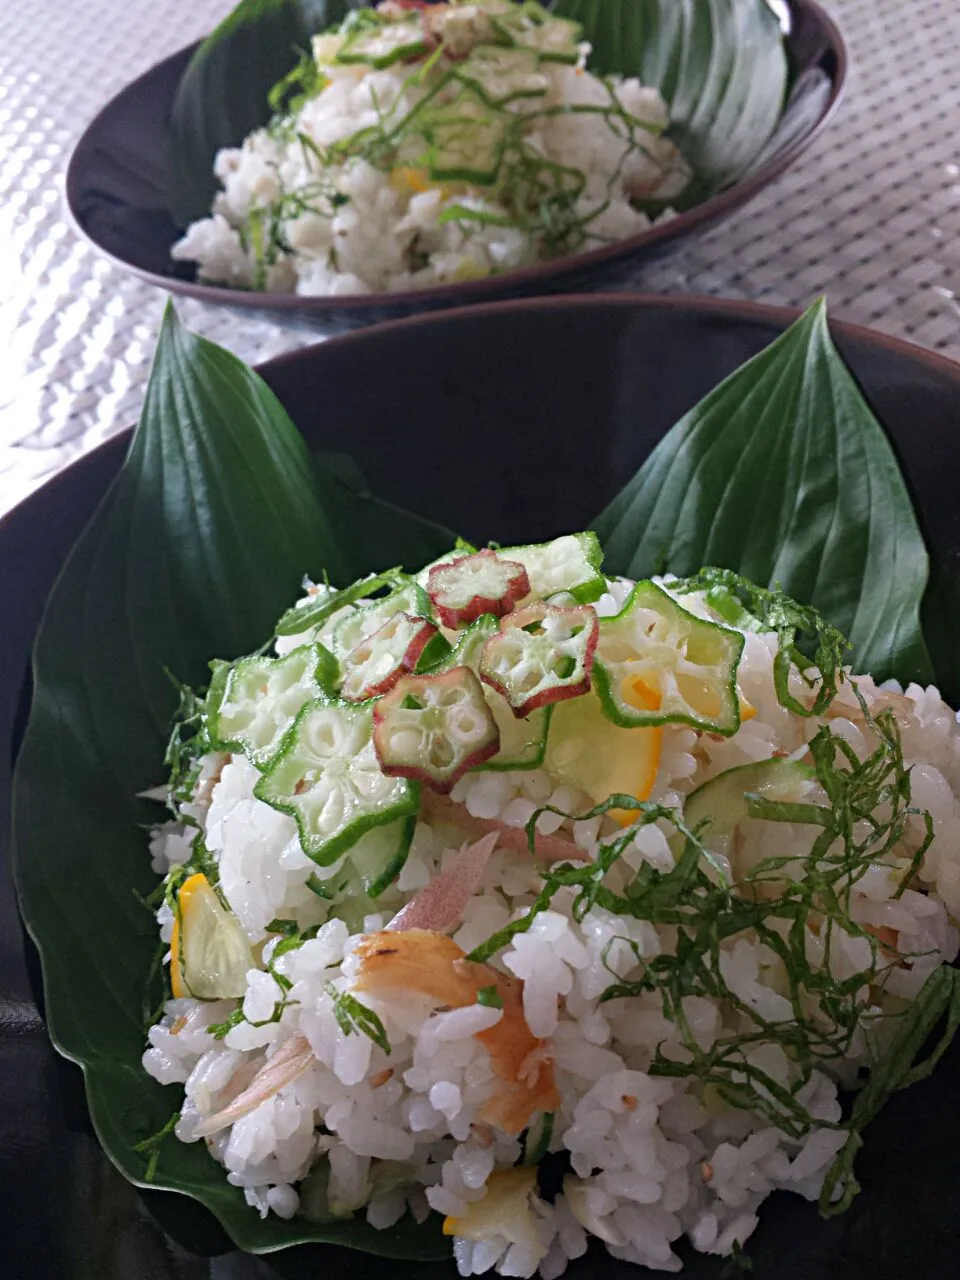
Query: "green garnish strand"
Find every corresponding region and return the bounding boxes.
[467,699,952,1215]
[818,964,960,1217]
[142,939,168,1032]
[268,47,327,118]
[162,672,211,824]
[720,1242,754,1279]
[477,984,504,1008]
[325,982,391,1055]
[161,834,222,920]
[133,1110,181,1182]
[672,568,850,715]
[208,1007,245,1041]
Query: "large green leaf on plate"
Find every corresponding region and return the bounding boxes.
[594,300,934,688]
[11,304,451,1258]
[553,0,789,195]
[167,0,358,226]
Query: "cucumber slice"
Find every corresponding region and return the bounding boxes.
[208,643,338,767]
[684,758,817,853]
[545,688,660,817]
[593,580,745,735]
[255,697,419,865]
[307,815,415,900]
[336,16,428,68]
[172,873,255,1000]
[455,46,548,105]
[331,579,434,657]
[497,533,606,603]
[481,694,552,771]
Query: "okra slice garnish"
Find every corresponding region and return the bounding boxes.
[479,601,599,719]
[497,532,606,603]
[491,9,582,63]
[422,613,551,770]
[453,46,548,106]
[592,580,745,735]
[373,666,500,792]
[422,96,508,186]
[207,643,338,767]
[255,697,419,865]
[427,548,531,628]
[331,578,434,657]
[338,612,440,702]
[335,14,429,69]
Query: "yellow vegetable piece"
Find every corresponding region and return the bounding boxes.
[391,165,432,194]
[546,689,661,826]
[443,1168,541,1246]
[620,674,662,713]
[740,694,757,722]
[452,259,489,282]
[171,872,254,1001]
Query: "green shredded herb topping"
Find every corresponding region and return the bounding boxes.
[163,673,211,824]
[133,1110,181,1182]
[468,694,952,1214]
[325,982,392,1055]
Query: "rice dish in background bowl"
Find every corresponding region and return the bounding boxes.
[173,1,689,295]
[64,2,847,327]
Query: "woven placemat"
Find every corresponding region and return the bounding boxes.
[1,0,957,513]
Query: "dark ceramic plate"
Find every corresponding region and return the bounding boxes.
[65,1,846,332]
[3,295,959,1280]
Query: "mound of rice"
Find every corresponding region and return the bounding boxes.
[144,542,960,1277]
[172,0,688,295]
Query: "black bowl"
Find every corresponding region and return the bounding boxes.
[3,295,959,1280]
[65,0,846,332]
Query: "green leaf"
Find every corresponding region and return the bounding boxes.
[553,0,788,194]
[920,559,960,707]
[166,1,358,226]
[11,303,450,1258]
[594,300,934,687]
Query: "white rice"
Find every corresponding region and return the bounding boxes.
[143,570,960,1276]
[172,1,687,295]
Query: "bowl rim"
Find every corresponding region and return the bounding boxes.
[3,287,957,542]
[64,0,848,314]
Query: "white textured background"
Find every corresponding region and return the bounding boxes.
[1,0,958,514]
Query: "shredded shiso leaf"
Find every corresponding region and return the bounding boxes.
[236,0,686,289]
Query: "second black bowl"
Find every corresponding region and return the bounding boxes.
[65,0,846,332]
